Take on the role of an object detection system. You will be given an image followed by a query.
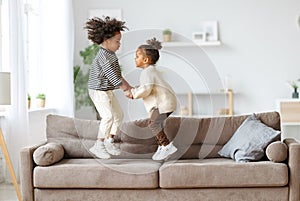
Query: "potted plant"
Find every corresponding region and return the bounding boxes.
[74,44,101,120]
[28,94,31,109]
[288,81,299,98]
[162,29,172,42]
[36,93,46,108]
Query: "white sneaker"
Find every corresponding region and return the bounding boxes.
[153,141,177,161]
[104,138,121,156]
[89,140,111,159]
[152,145,162,160]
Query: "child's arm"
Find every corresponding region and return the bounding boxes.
[120,77,133,99]
[124,89,133,99]
[131,69,154,99]
[119,77,131,91]
[131,84,153,99]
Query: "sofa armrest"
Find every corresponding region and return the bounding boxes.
[284,138,300,201]
[19,142,46,201]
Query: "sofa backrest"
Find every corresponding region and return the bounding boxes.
[46,114,99,158]
[46,112,281,159]
[120,112,281,159]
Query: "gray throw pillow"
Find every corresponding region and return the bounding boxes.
[218,113,281,163]
[33,142,64,166]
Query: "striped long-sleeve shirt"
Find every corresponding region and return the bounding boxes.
[88,47,122,91]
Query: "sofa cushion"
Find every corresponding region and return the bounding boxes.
[266,141,288,162]
[218,114,281,162]
[118,120,157,159]
[46,114,100,158]
[33,159,161,189]
[159,158,288,188]
[33,143,64,166]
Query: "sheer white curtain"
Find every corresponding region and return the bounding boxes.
[40,0,74,116]
[6,0,29,179]
[3,0,74,181]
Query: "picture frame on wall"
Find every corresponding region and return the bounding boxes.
[198,21,218,41]
[192,32,207,43]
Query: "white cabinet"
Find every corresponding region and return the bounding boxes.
[277,99,300,141]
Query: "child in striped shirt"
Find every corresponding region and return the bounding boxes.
[85,16,132,159]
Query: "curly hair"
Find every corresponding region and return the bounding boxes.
[138,37,162,65]
[85,16,128,45]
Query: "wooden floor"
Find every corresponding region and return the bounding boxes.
[0,183,18,201]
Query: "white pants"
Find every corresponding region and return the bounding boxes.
[88,89,123,139]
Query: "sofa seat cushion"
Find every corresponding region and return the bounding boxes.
[159,158,288,188]
[34,159,162,189]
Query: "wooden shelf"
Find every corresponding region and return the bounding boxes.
[163,41,221,47]
[179,90,234,117]
[177,91,237,95]
[171,114,232,119]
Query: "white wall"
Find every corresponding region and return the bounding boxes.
[73,0,300,120]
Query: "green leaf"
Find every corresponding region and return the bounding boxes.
[79,44,100,65]
[73,44,101,119]
[73,65,81,83]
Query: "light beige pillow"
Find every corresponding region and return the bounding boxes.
[33,142,64,166]
[266,141,288,162]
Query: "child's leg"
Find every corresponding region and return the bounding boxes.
[148,108,177,161]
[109,91,124,139]
[89,90,114,139]
[100,91,122,155]
[148,108,171,146]
[88,89,115,158]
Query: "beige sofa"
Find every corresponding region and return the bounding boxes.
[20,112,300,201]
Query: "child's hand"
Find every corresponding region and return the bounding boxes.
[124,89,133,99]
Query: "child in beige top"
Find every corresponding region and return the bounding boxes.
[130,38,177,161]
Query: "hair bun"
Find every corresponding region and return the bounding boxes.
[146,37,162,50]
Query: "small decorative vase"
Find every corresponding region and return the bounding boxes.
[163,34,172,42]
[36,99,46,108]
[292,88,299,98]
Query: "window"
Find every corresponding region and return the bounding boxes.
[25,0,43,99]
[0,0,9,112]
[0,0,74,115]
[0,0,9,72]
[0,0,43,108]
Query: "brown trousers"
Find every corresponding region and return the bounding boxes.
[148,108,172,146]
